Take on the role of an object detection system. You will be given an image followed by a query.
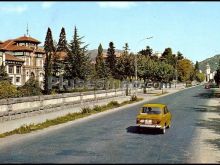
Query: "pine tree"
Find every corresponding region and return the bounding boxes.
[138,46,153,57]
[106,41,117,78]
[64,26,90,83]
[52,27,68,77]
[44,27,55,94]
[95,44,110,79]
[57,27,68,52]
[195,61,199,72]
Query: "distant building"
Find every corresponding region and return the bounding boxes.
[0,35,45,87]
[153,51,162,58]
[205,63,216,82]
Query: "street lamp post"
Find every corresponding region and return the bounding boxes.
[134,36,153,96]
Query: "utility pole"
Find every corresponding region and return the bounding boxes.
[134,36,153,96]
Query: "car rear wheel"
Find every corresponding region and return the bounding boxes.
[167,123,171,129]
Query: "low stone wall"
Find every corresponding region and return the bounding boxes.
[0,89,126,122]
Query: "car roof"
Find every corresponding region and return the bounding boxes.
[142,103,166,108]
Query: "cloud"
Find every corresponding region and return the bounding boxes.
[42,2,56,9]
[97,2,137,9]
[0,5,27,13]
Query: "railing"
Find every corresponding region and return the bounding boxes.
[0,89,126,122]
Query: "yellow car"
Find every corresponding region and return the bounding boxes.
[136,103,172,134]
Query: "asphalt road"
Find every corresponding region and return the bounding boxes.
[0,85,208,163]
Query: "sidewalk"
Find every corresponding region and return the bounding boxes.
[0,85,186,134]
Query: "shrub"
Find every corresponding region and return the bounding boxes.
[0,80,20,99]
[17,77,42,97]
[107,101,120,107]
[93,105,102,112]
[130,94,137,101]
[81,106,92,114]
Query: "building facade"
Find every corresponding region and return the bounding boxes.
[0,35,45,87]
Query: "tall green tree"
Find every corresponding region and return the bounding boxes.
[105,41,117,78]
[57,27,68,52]
[138,46,153,57]
[44,27,55,94]
[214,59,220,87]
[177,51,184,60]
[194,61,199,72]
[115,43,134,81]
[95,43,110,79]
[52,27,68,77]
[177,58,194,82]
[162,47,176,67]
[64,26,90,83]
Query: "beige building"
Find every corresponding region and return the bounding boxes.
[0,35,45,87]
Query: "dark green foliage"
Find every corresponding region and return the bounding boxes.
[17,77,42,97]
[115,43,134,81]
[56,27,68,52]
[64,26,91,82]
[161,47,176,67]
[106,41,117,78]
[107,100,120,107]
[0,64,9,81]
[95,43,110,79]
[81,106,92,114]
[44,27,55,94]
[214,60,220,87]
[138,46,153,57]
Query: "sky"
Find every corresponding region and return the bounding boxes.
[0,1,220,63]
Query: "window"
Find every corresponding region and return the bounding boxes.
[142,107,161,114]
[16,66,21,74]
[164,107,169,114]
[16,77,20,83]
[8,65,14,74]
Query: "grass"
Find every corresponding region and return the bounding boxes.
[154,91,169,96]
[0,97,143,138]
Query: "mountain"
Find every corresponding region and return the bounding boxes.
[198,54,220,73]
[87,49,123,61]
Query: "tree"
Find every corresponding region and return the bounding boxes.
[105,41,117,78]
[115,43,134,81]
[177,59,194,82]
[214,59,220,87]
[0,64,9,81]
[57,27,68,52]
[194,61,199,72]
[17,77,42,97]
[161,47,176,67]
[44,27,55,94]
[95,43,110,80]
[177,51,184,60]
[138,46,153,57]
[52,28,68,77]
[195,72,205,83]
[0,80,19,99]
[64,26,90,83]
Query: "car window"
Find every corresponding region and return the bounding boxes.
[142,107,161,114]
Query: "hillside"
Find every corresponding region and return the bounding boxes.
[198,54,220,73]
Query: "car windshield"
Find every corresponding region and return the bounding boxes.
[142,107,161,114]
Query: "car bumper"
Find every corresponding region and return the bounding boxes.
[137,124,162,129]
